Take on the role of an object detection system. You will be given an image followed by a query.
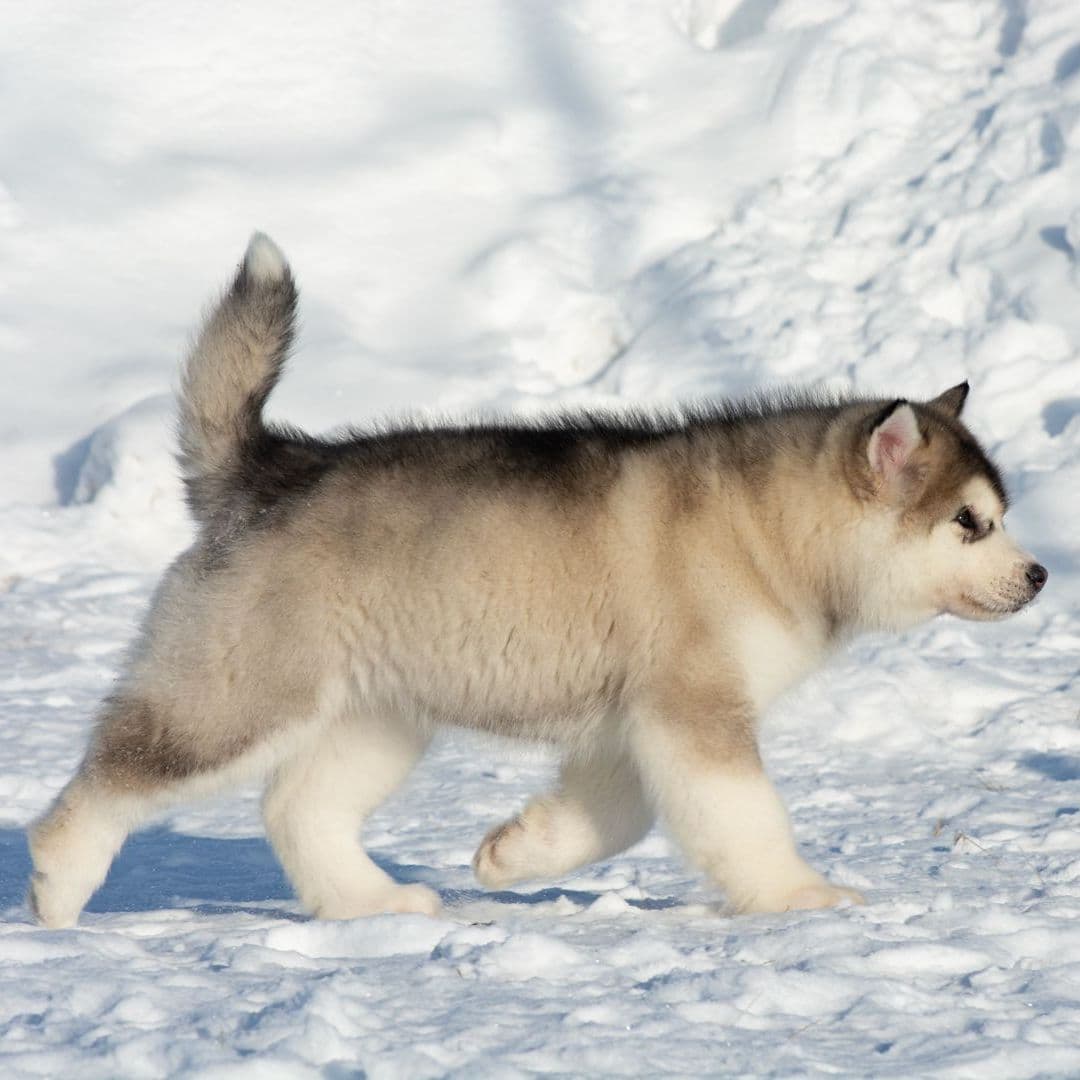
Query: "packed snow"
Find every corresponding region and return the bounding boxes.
[3,0,1080,1075]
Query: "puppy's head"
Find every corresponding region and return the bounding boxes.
[848,383,1046,628]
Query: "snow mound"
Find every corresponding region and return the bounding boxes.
[63,396,175,506]
[56,395,191,559]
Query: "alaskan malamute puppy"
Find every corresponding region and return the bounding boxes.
[29,235,1047,927]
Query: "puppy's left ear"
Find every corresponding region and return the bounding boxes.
[927,381,969,418]
[867,400,924,484]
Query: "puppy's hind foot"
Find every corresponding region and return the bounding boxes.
[311,882,442,921]
[28,870,85,930]
[379,883,442,917]
[28,780,133,930]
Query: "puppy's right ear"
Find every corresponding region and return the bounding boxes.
[927,381,969,418]
[867,400,924,484]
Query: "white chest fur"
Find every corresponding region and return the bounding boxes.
[735,608,826,713]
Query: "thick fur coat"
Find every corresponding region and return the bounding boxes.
[28,235,1047,927]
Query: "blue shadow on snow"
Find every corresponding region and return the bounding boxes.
[2,824,679,921]
[1020,752,1080,783]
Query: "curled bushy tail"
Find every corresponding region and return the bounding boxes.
[178,233,297,526]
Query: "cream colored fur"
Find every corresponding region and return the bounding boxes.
[28,237,1044,928]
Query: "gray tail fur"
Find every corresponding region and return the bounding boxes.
[177,233,297,527]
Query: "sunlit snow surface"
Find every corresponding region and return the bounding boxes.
[3,1,1080,1075]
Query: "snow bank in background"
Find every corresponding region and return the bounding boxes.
[64,396,178,508]
[52,395,192,566]
[2,0,1080,1076]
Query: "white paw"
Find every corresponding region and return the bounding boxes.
[312,882,442,920]
[28,870,83,930]
[734,877,865,915]
[380,883,442,917]
[472,817,530,889]
[783,882,866,911]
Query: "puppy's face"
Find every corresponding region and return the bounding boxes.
[921,474,1045,621]
[852,387,1046,629]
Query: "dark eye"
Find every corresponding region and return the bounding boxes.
[955,507,977,531]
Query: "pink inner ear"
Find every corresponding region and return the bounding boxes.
[869,405,922,479]
[877,429,908,467]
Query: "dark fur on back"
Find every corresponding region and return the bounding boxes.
[195,388,1008,558]
[196,393,842,544]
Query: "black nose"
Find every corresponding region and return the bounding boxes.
[1026,563,1048,590]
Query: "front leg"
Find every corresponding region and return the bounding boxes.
[473,749,654,889]
[628,681,863,914]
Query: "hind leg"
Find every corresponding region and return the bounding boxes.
[28,688,283,929]
[473,750,654,889]
[262,713,439,919]
[28,692,218,929]
[29,771,147,929]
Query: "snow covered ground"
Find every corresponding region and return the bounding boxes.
[3,0,1080,1074]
